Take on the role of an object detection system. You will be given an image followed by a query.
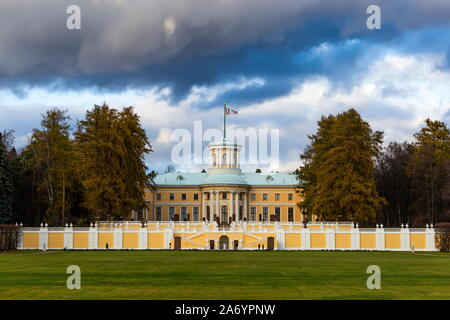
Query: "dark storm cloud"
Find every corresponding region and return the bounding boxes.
[1,0,450,103]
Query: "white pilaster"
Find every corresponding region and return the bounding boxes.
[202,192,206,221]
[275,229,285,250]
[64,223,74,249]
[351,224,360,250]
[88,223,98,249]
[39,223,48,250]
[163,228,173,249]
[426,224,436,251]
[401,224,410,251]
[326,227,335,250]
[138,224,148,249]
[376,224,385,250]
[301,228,310,250]
[113,224,123,249]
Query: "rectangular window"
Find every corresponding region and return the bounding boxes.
[288,193,293,201]
[193,193,199,200]
[263,194,268,201]
[275,194,280,201]
[275,207,281,221]
[288,207,294,222]
[169,193,174,201]
[156,207,162,221]
[193,207,199,221]
[181,193,187,200]
[156,193,161,201]
[169,207,175,221]
[263,207,268,221]
[181,207,187,221]
[251,207,256,221]
[222,192,227,200]
[251,193,256,201]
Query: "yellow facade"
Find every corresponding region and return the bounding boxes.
[335,233,351,249]
[360,233,376,249]
[123,232,139,249]
[385,233,401,249]
[73,232,89,249]
[98,232,114,249]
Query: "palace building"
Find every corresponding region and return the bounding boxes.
[140,137,309,224]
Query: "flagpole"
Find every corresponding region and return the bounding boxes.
[223,103,227,140]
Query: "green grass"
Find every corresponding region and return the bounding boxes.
[0,250,449,299]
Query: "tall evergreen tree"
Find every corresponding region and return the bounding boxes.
[408,119,450,225]
[27,108,74,224]
[0,132,14,223]
[298,109,385,224]
[74,104,153,220]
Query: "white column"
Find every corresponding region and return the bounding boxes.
[215,191,220,219]
[202,192,206,221]
[229,191,234,222]
[39,223,48,250]
[138,223,148,249]
[351,224,360,250]
[275,229,285,250]
[64,223,74,250]
[209,191,213,222]
[301,227,310,250]
[326,227,335,250]
[235,192,239,220]
[114,224,123,249]
[376,224,385,250]
[426,224,436,251]
[244,192,248,221]
[401,224,410,251]
[88,223,98,249]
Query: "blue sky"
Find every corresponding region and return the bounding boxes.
[1,0,450,173]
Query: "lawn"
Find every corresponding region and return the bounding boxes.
[0,250,449,299]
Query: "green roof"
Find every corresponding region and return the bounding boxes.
[154,172,298,186]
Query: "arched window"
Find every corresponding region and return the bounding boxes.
[213,153,217,166]
[233,152,237,165]
[222,153,227,166]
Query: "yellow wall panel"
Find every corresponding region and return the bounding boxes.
[410,233,426,249]
[310,233,326,249]
[285,233,301,248]
[98,232,114,249]
[385,233,401,249]
[73,232,88,249]
[123,233,138,249]
[335,233,351,249]
[148,233,165,249]
[23,233,39,249]
[360,233,376,249]
[48,233,64,249]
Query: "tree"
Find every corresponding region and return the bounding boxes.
[27,108,74,224]
[74,104,153,220]
[408,119,450,225]
[375,142,413,226]
[0,132,14,223]
[298,109,385,224]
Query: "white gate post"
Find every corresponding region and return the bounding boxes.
[39,223,48,250]
[401,224,410,251]
[426,224,436,251]
[376,224,385,251]
[114,224,123,249]
[351,224,360,250]
[275,229,285,250]
[138,223,148,249]
[64,223,74,249]
[88,223,98,249]
[326,227,335,250]
[301,227,310,250]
